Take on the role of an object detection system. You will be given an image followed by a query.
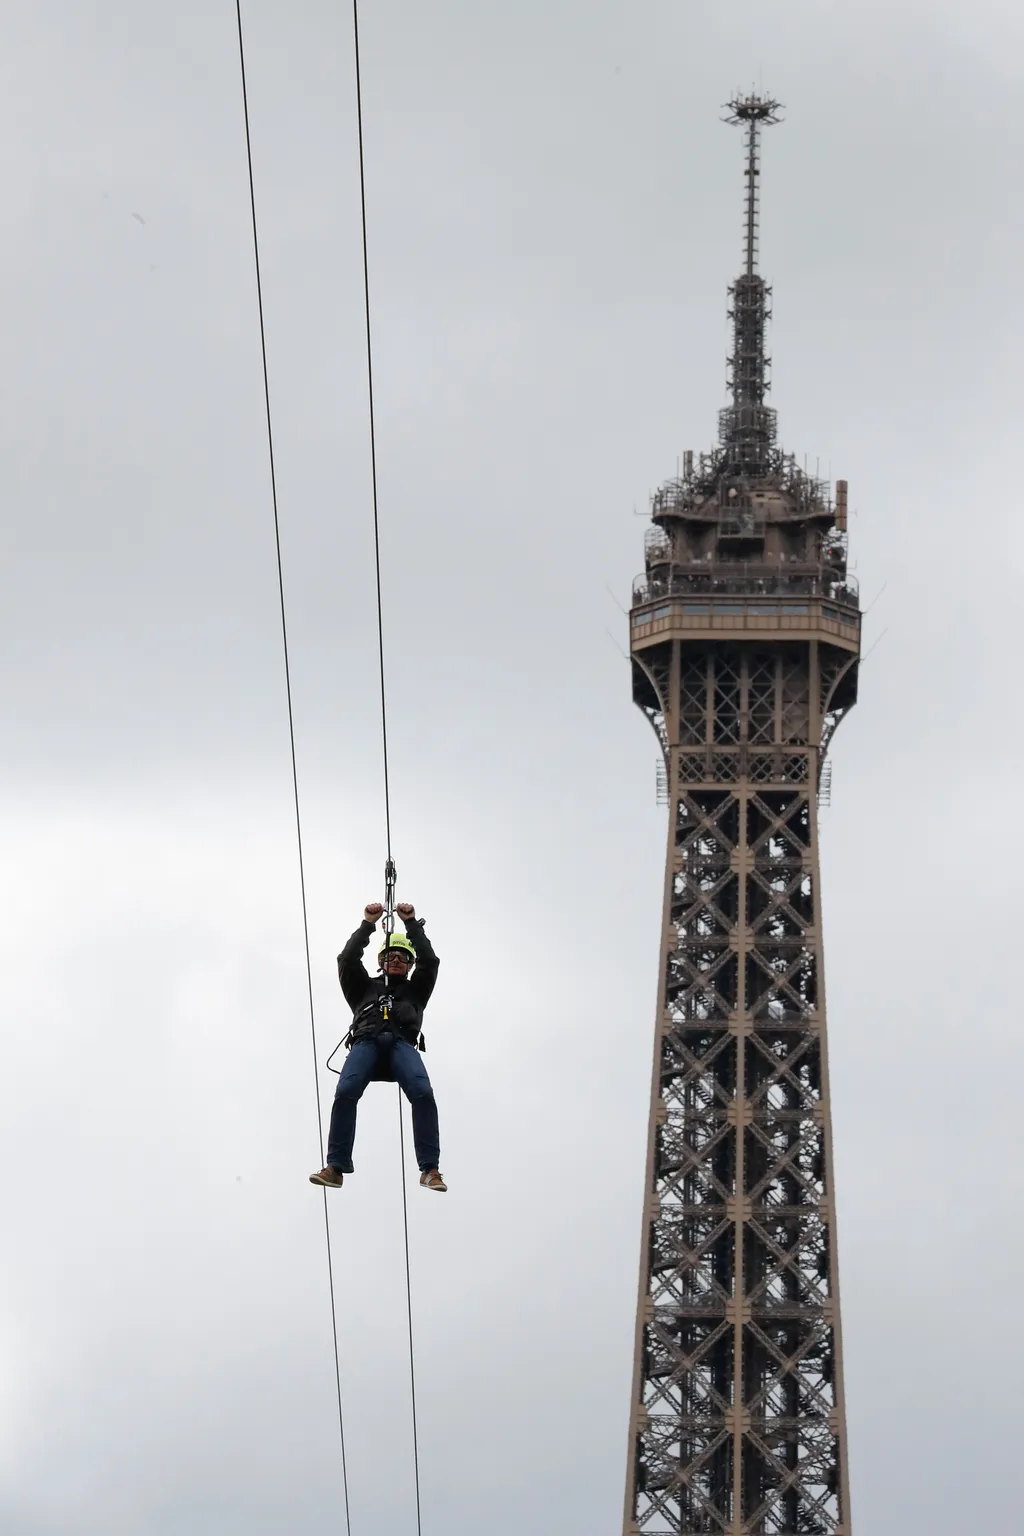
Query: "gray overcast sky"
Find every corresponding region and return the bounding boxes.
[2,2,1023,1532]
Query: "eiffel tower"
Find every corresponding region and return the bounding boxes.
[624,96,858,1535]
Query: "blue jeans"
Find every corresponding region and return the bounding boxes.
[327,1032,440,1173]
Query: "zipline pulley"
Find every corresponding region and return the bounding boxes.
[383,857,397,943]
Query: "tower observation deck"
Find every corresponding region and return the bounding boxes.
[624,96,858,1535]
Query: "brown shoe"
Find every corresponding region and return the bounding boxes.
[419,1169,447,1192]
[309,1167,345,1188]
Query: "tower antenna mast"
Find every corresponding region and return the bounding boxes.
[719,93,783,477]
[725,92,782,278]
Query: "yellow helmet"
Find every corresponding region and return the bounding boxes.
[378,933,416,964]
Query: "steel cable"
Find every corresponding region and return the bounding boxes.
[350,4,424,1529]
[397,1099,424,1536]
[351,0,391,864]
[234,6,352,1532]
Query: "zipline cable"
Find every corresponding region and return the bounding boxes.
[397,1097,425,1536]
[234,7,352,1532]
[351,0,392,864]
[350,4,424,1532]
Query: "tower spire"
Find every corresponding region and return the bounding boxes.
[720,93,783,476]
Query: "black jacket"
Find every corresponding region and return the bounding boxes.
[337,917,439,1046]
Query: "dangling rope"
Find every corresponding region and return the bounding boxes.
[349,4,424,1531]
[234,7,352,1532]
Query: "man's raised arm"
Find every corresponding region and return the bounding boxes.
[396,902,439,1004]
[337,902,383,1002]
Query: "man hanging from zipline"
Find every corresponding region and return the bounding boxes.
[310,901,446,1193]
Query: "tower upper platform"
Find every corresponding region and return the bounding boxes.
[630,95,860,663]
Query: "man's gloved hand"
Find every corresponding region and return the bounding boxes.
[396,903,416,923]
[364,902,384,923]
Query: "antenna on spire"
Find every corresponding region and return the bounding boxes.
[724,93,783,277]
[718,92,784,476]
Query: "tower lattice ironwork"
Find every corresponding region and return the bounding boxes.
[624,96,858,1535]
